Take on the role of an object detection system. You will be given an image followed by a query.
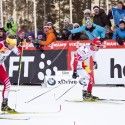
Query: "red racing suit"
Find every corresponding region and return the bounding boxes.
[73,45,97,93]
[0,41,20,99]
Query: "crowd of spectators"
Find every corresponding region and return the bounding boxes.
[0,1,125,46]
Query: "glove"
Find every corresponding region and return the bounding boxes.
[93,61,98,69]
[116,38,124,45]
[33,39,41,49]
[72,71,79,79]
[99,38,105,43]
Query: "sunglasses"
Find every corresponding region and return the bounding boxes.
[94,45,100,48]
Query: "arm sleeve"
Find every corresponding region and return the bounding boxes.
[4,22,9,32]
[0,43,4,50]
[112,30,117,40]
[12,46,21,55]
[97,25,106,38]
[11,22,18,33]
[70,26,85,34]
[101,12,111,27]
[40,33,56,46]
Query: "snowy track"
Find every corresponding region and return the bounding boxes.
[0,85,125,125]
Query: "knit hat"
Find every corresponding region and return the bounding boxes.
[93,6,99,10]
[6,37,17,46]
[119,20,125,25]
[84,9,91,14]
[73,23,80,28]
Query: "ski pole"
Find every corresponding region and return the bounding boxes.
[25,84,61,103]
[15,46,24,109]
[56,84,76,101]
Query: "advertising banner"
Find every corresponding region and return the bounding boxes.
[4,40,125,85]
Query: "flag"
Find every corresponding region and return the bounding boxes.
[112,8,125,26]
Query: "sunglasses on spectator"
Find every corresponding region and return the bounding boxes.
[74,26,79,28]
[84,13,91,15]
[43,26,49,29]
[95,45,101,48]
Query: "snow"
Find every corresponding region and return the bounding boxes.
[0,84,125,125]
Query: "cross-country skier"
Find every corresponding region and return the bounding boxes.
[0,36,20,113]
[72,38,103,101]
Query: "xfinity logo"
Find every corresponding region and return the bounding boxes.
[9,56,35,77]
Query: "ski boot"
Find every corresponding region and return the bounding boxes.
[1,98,17,114]
[82,90,99,101]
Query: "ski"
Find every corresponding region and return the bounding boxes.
[0,105,61,115]
[96,98,125,102]
[65,98,125,104]
[14,110,61,115]
[0,114,30,120]
[0,110,60,115]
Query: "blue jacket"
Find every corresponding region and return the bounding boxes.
[112,28,125,39]
[70,24,106,40]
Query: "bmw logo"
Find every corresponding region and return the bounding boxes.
[79,78,87,86]
[47,78,56,86]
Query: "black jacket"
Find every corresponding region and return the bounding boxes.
[93,9,111,27]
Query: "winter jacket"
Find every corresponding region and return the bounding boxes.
[93,9,111,27]
[112,28,125,39]
[4,21,18,36]
[40,29,56,46]
[70,24,106,40]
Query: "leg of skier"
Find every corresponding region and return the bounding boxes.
[0,64,16,113]
[77,62,99,101]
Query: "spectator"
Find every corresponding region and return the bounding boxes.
[70,19,106,40]
[108,1,125,20]
[117,1,125,9]
[82,9,93,25]
[4,17,18,36]
[105,25,113,39]
[112,20,125,45]
[46,21,59,40]
[63,18,73,30]
[70,23,82,40]
[39,25,56,46]
[17,30,26,46]
[19,39,34,48]
[37,30,46,41]
[93,6,111,28]
[0,28,6,41]
[61,29,71,40]
[26,32,35,43]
